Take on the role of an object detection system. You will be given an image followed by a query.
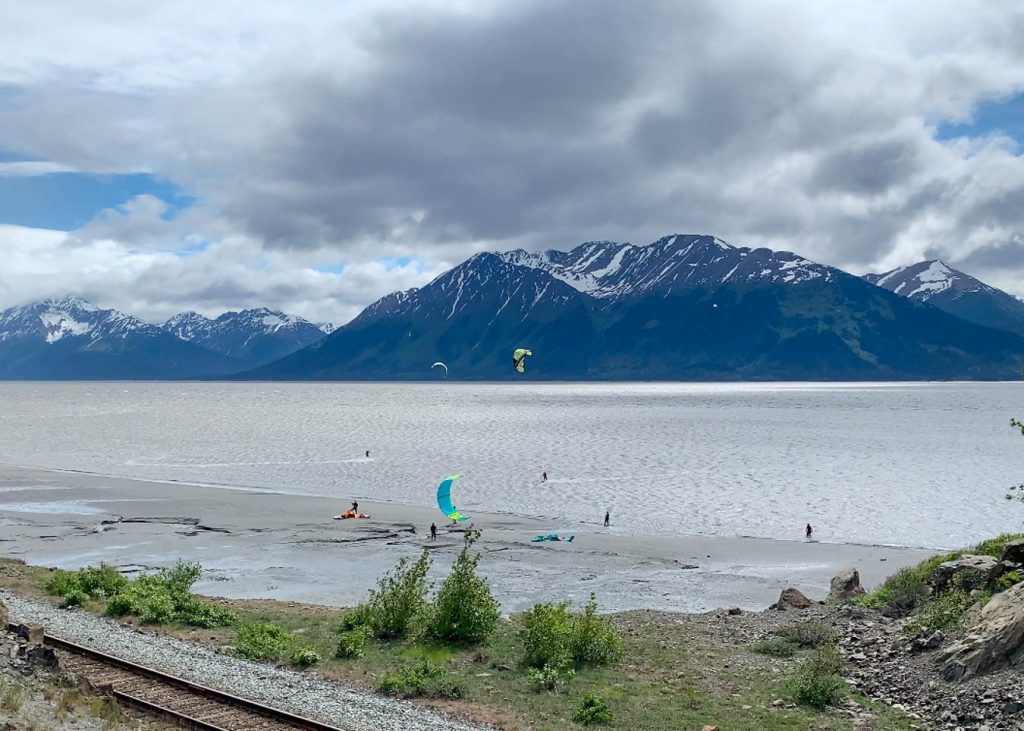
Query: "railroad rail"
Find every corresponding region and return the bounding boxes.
[9,623,349,731]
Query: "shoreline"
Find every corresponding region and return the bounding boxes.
[0,464,939,613]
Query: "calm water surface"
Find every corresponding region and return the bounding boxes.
[0,382,1020,549]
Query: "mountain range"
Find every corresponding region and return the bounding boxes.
[0,299,330,379]
[248,235,1024,381]
[2,237,1022,380]
[864,260,1024,338]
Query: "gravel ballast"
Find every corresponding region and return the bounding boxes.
[2,591,489,731]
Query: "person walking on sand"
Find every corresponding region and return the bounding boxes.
[542,471,548,482]
[430,522,437,541]
[604,511,610,527]
[805,523,813,540]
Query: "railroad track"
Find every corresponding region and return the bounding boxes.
[10,624,348,731]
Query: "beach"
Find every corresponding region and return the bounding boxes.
[0,464,937,613]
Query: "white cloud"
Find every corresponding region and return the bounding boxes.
[0,0,1023,309]
[0,161,77,177]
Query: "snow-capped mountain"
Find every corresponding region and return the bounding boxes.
[247,235,1024,381]
[0,297,240,379]
[498,234,832,300]
[161,307,328,368]
[864,260,1024,338]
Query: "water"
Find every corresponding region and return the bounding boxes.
[0,381,1020,549]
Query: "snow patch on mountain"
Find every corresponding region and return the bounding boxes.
[0,297,157,344]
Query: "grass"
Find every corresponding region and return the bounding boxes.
[0,557,918,731]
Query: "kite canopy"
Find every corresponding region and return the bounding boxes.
[437,474,469,521]
[431,361,448,377]
[512,348,533,374]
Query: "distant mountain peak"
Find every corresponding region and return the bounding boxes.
[864,259,1024,337]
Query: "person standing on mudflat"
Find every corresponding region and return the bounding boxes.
[430,522,437,541]
[604,511,610,527]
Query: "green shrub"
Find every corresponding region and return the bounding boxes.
[45,564,127,601]
[572,694,613,726]
[290,645,321,667]
[376,659,462,699]
[778,620,835,648]
[101,567,235,628]
[336,626,372,659]
[428,530,500,644]
[60,588,89,608]
[527,663,575,692]
[235,622,292,661]
[571,594,622,665]
[521,600,574,669]
[338,605,372,632]
[752,637,797,658]
[995,570,1023,592]
[790,643,846,710]
[361,550,431,640]
[971,533,1024,558]
[856,552,958,616]
[904,588,973,637]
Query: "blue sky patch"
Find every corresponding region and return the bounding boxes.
[0,163,194,230]
[936,92,1024,147]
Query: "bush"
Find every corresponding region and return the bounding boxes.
[778,620,835,648]
[376,659,463,699]
[572,694,613,726]
[904,588,973,637]
[995,570,1023,592]
[338,605,372,632]
[428,530,500,644]
[102,567,235,628]
[752,637,797,658]
[527,663,575,692]
[790,643,846,709]
[361,550,431,640]
[856,552,958,616]
[60,588,89,608]
[572,594,622,665]
[971,533,1024,558]
[290,645,321,667]
[336,626,372,659]
[235,622,292,661]
[46,564,127,601]
[521,600,574,669]
[520,595,623,670]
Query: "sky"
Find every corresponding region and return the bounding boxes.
[1,0,1023,325]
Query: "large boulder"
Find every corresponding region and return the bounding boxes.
[929,555,997,595]
[828,568,865,603]
[1001,538,1024,566]
[939,581,1024,681]
[771,587,812,611]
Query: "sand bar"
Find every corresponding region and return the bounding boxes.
[0,464,937,613]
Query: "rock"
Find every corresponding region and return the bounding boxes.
[989,560,1023,583]
[939,581,1024,681]
[25,644,57,669]
[930,555,998,595]
[772,698,785,707]
[1001,539,1024,565]
[911,630,945,653]
[13,623,44,644]
[770,587,811,611]
[829,568,866,603]
[702,726,719,731]
[727,607,742,616]
[1002,700,1024,716]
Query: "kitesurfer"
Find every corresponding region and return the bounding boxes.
[352,500,359,513]
[542,471,548,482]
[805,523,813,540]
[604,511,610,527]
[430,523,437,541]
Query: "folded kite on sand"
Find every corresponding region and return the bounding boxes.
[334,510,371,520]
[532,534,574,542]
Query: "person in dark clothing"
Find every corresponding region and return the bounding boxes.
[430,523,437,541]
[365,450,370,458]
[352,501,358,513]
[604,511,610,527]
[805,523,813,539]
[542,471,548,482]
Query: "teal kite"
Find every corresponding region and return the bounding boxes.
[437,474,469,522]
[512,348,533,374]
[432,361,448,377]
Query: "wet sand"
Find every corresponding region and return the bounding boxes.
[0,464,937,613]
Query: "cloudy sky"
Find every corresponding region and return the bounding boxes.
[1,0,1023,324]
